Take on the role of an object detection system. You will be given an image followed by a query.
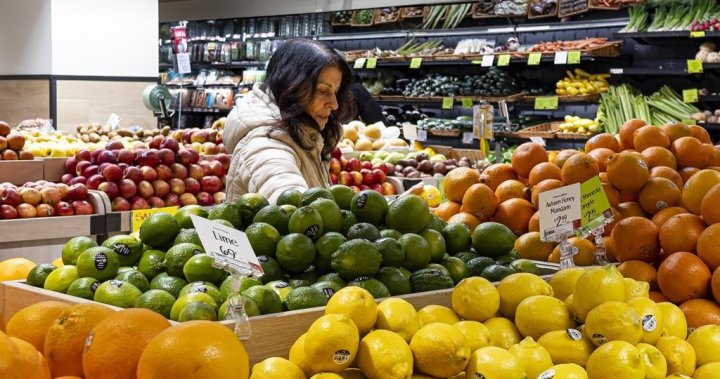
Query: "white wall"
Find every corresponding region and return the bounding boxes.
[0,0,52,75]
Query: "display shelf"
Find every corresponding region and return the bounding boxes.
[374,96,599,106]
[160,61,267,70]
[0,159,45,185]
[699,95,720,102]
[608,63,720,76]
[615,30,720,44]
[165,83,240,88]
[354,54,614,68]
[177,107,232,113]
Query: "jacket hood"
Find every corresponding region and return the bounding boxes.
[224,82,283,153]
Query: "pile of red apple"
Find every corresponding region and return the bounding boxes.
[0,180,94,219]
[329,149,396,195]
[61,137,230,211]
[0,121,34,161]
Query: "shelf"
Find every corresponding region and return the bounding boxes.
[608,64,720,76]
[177,107,232,114]
[373,96,599,106]
[616,31,720,43]
[160,61,267,70]
[166,83,240,88]
[355,54,614,69]
[699,95,720,102]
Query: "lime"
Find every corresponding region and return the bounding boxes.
[443,223,472,254]
[76,247,120,281]
[175,205,209,229]
[236,193,270,226]
[440,257,469,284]
[135,289,176,318]
[317,272,348,287]
[427,263,452,277]
[170,292,218,321]
[472,222,516,258]
[276,233,316,274]
[348,277,391,298]
[311,280,344,299]
[385,195,431,234]
[43,265,79,293]
[276,188,302,207]
[208,203,242,228]
[289,270,319,288]
[284,287,328,311]
[481,264,515,282]
[496,251,520,266]
[510,259,540,275]
[399,267,412,279]
[310,198,343,233]
[178,282,223,305]
[466,256,496,277]
[380,229,403,240]
[374,238,405,267]
[178,301,218,322]
[245,222,281,257]
[331,239,383,281]
[242,285,284,314]
[26,263,56,287]
[149,274,188,298]
[163,243,205,277]
[288,206,324,241]
[219,275,262,301]
[340,209,358,236]
[257,255,286,284]
[314,232,347,272]
[137,250,166,280]
[253,205,291,235]
[219,294,261,320]
[61,236,97,265]
[347,222,381,242]
[139,212,180,248]
[213,219,235,228]
[173,228,202,246]
[409,268,454,293]
[115,269,150,292]
[265,280,295,302]
[279,204,297,217]
[300,187,335,207]
[94,279,142,308]
[419,229,447,263]
[329,185,355,210]
[425,214,447,233]
[398,233,432,271]
[351,190,388,225]
[118,266,134,274]
[101,234,143,266]
[375,266,412,296]
[183,254,224,283]
[66,277,100,300]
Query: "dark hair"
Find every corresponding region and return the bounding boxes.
[265,38,354,160]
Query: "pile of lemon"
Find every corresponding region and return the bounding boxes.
[250,265,720,379]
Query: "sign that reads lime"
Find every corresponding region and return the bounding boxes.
[191,215,264,277]
[132,206,179,233]
[579,176,612,235]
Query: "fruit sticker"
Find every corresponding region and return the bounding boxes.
[473,374,487,379]
[304,225,321,238]
[538,369,555,379]
[566,328,583,341]
[356,193,368,208]
[642,315,657,332]
[113,243,131,257]
[333,349,351,364]
[95,253,107,270]
[591,333,608,345]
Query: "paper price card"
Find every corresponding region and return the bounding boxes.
[366,57,377,69]
[462,132,474,144]
[683,89,699,103]
[687,59,704,74]
[538,183,582,242]
[410,57,423,69]
[530,136,546,146]
[461,97,473,108]
[534,96,559,110]
[417,129,427,141]
[353,58,366,69]
[482,54,495,67]
[191,215,264,277]
[554,51,568,65]
[442,97,454,109]
[528,52,542,66]
[497,54,511,66]
[568,51,581,64]
[579,176,612,235]
[402,123,418,140]
[176,53,192,74]
[132,206,179,233]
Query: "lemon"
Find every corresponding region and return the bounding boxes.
[357,330,412,379]
[454,321,492,353]
[375,298,419,343]
[623,278,650,300]
[310,374,343,379]
[664,375,693,379]
[420,185,442,207]
[537,329,594,367]
[451,277,499,322]
[508,337,553,379]
[497,273,554,319]
[417,305,460,327]
[289,333,314,377]
[636,343,667,379]
[655,336,696,376]
[537,363,588,379]
[484,317,522,349]
[627,297,664,345]
[657,302,688,339]
[43,265,79,293]
[465,346,525,379]
[572,264,625,322]
[549,267,585,301]
[515,295,576,340]
[340,368,368,379]
[693,362,720,379]
[250,357,306,379]
[687,325,720,366]
[325,287,377,335]
[584,301,642,346]
[305,314,360,373]
[409,323,470,378]
[586,340,645,379]
[564,294,581,323]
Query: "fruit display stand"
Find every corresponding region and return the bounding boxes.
[41,157,69,183]
[0,159,45,185]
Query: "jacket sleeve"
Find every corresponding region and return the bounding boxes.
[239,136,309,204]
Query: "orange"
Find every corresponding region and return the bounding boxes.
[44,304,115,377]
[620,119,647,150]
[511,142,548,178]
[679,167,701,184]
[434,201,462,221]
[553,149,581,169]
[619,190,639,203]
[494,180,529,203]
[659,214,706,255]
[585,132,620,153]
[443,167,481,203]
[672,136,709,169]
[638,177,681,215]
[680,169,720,215]
[707,145,720,167]
[447,212,481,231]
[698,224,720,271]
[528,211,540,232]
[601,207,622,237]
[461,183,498,222]
[602,182,621,208]
[587,147,614,172]
[604,236,617,262]
[480,163,517,191]
[0,258,36,281]
[618,260,658,290]
[607,152,650,193]
[634,125,670,151]
[531,179,564,209]
[6,301,71,352]
[617,202,647,219]
[658,252,711,304]
[548,237,595,266]
[0,330,25,379]
[649,166,683,190]
[136,320,249,379]
[713,267,720,303]
[700,183,720,225]
[514,231,556,261]
[662,122,693,142]
[8,336,50,379]
[690,125,712,144]
[492,198,535,236]
[528,162,562,186]
[649,291,667,302]
[679,299,720,329]
[83,309,171,379]
[610,216,659,263]
[641,146,677,169]
[651,206,689,228]
[599,171,609,183]
[561,153,599,185]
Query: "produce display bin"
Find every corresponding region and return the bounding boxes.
[0,159,44,185]
[42,157,69,183]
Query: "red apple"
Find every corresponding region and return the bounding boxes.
[67,183,88,201]
[61,173,74,184]
[198,161,212,176]
[19,187,41,206]
[98,181,119,199]
[180,192,198,206]
[346,158,362,172]
[69,176,87,186]
[76,161,92,176]
[332,147,342,160]
[147,196,165,208]
[208,160,224,177]
[381,182,396,196]
[54,201,74,216]
[83,165,99,178]
[137,181,154,198]
[72,200,94,215]
[330,158,341,175]
[111,197,130,211]
[338,171,353,186]
[360,184,370,191]
[182,130,194,144]
[208,130,219,144]
[350,186,361,193]
[184,178,201,194]
[372,168,386,184]
[75,149,92,162]
[330,173,338,185]
[116,149,134,165]
[361,161,373,170]
[140,166,158,182]
[40,187,61,206]
[169,178,186,195]
[105,140,124,151]
[149,135,165,149]
[163,193,180,207]
[118,163,129,171]
[155,165,173,181]
[188,149,200,164]
[97,163,110,175]
[1,188,21,206]
[201,176,222,193]
[86,174,105,190]
[55,183,69,200]
[123,166,143,183]
[96,150,118,165]
[129,196,149,210]
[188,164,204,180]
[16,203,37,218]
[36,203,55,217]
[159,137,180,152]
[213,191,225,204]
[191,130,209,143]
[340,156,348,170]
[370,183,385,195]
[158,148,175,166]
[102,164,123,183]
[0,204,18,219]
[374,162,389,175]
[90,149,104,163]
[360,168,375,186]
[136,150,161,167]
[350,171,363,186]
[118,179,137,199]
[196,192,213,206]
[176,149,193,165]
[214,153,231,171]
[152,180,170,198]
[170,163,188,179]
[64,157,78,175]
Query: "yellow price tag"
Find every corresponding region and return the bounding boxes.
[683,89,699,103]
[131,206,179,233]
[497,54,511,66]
[366,57,377,69]
[410,57,422,69]
[442,97,454,109]
[568,51,581,64]
[471,60,482,64]
[691,31,706,38]
[687,59,704,74]
[580,176,611,228]
[353,58,366,69]
[528,52,542,66]
[682,118,697,125]
[461,97,473,108]
[534,96,559,110]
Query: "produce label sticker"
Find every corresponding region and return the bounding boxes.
[687,60,704,74]
[683,89,699,103]
[534,96,559,110]
[497,54,511,66]
[176,52,192,74]
[132,206,179,233]
[538,183,582,242]
[462,132,474,144]
[191,215,265,277]
[481,54,495,67]
[567,51,581,65]
[417,129,427,141]
[353,58,366,69]
[691,31,706,38]
[528,52,542,66]
[579,176,612,234]
[410,57,423,69]
[682,118,698,125]
[442,97,454,109]
[554,51,568,65]
[462,97,474,108]
[366,58,377,69]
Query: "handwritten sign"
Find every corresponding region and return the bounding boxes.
[687,59,704,74]
[353,58,366,69]
[528,52,542,66]
[482,54,495,67]
[683,88,699,103]
[132,206,178,233]
[539,183,582,242]
[442,97,454,109]
[497,54,511,66]
[410,57,423,69]
[568,51,581,64]
[366,57,377,69]
[579,176,612,235]
[535,96,559,110]
[461,97,473,108]
[191,215,264,277]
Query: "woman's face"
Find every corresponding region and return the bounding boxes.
[305,66,342,130]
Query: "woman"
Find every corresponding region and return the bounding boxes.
[223,39,354,204]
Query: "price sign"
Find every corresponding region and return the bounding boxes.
[461,97,473,108]
[497,54,511,66]
[567,51,581,64]
[471,60,482,64]
[691,31,706,38]
[402,123,418,140]
[417,129,427,141]
[442,97,454,109]
[410,57,423,69]
[528,52,542,66]
[482,54,495,67]
[132,206,179,233]
[462,132,474,144]
[366,57,377,69]
[579,176,612,235]
[683,89,699,103]
[610,68,624,74]
[530,136,546,146]
[106,113,120,130]
[687,59,704,74]
[534,96,559,110]
[554,51,568,65]
[353,58,366,69]
[176,52,192,74]
[538,183,582,242]
[191,215,264,277]
[682,118,698,125]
